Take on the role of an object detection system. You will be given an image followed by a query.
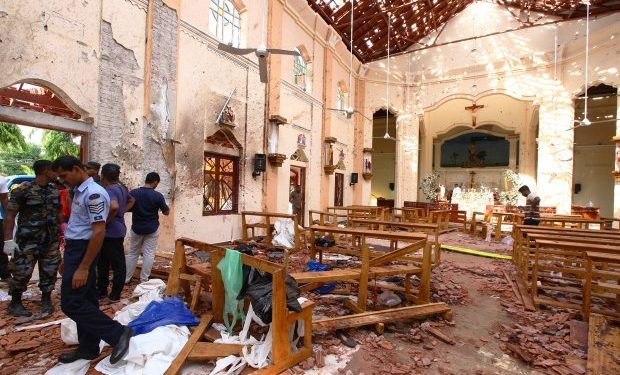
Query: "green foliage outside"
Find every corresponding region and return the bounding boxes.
[0,122,80,176]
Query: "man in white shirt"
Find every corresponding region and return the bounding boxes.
[0,175,10,281]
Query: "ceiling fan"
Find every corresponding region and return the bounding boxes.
[326,0,372,122]
[217,0,299,83]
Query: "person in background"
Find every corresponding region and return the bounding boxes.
[85,161,101,184]
[51,156,131,364]
[518,185,540,226]
[3,160,62,316]
[125,172,169,284]
[97,164,134,301]
[54,179,71,252]
[289,185,302,224]
[0,175,10,282]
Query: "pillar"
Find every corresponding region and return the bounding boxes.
[320,46,335,210]
[536,96,574,214]
[263,0,284,213]
[508,135,519,171]
[353,78,366,205]
[395,113,420,206]
[614,90,620,220]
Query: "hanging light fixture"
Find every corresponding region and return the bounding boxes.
[384,12,395,140]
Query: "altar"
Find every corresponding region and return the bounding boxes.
[451,188,494,219]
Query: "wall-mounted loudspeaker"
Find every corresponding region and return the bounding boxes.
[350,173,358,185]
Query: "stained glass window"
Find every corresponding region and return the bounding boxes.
[209,0,241,47]
[203,153,239,215]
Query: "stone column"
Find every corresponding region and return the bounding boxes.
[536,96,574,214]
[395,113,420,206]
[614,91,620,220]
[353,78,366,205]
[508,135,519,171]
[263,0,284,212]
[320,46,335,210]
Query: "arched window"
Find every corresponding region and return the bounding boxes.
[336,81,348,110]
[293,49,307,90]
[209,0,241,47]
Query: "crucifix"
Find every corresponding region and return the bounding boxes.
[465,102,484,127]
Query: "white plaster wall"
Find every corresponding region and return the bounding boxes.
[0,0,103,118]
[174,30,265,244]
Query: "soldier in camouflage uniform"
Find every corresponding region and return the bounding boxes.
[3,160,62,317]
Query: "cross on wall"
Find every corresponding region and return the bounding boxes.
[465,103,485,127]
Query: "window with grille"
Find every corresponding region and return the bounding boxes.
[293,49,307,90]
[209,0,241,47]
[203,153,239,215]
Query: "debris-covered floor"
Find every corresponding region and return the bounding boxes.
[0,231,591,374]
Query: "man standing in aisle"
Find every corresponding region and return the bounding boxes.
[125,172,169,284]
[97,163,134,301]
[0,174,10,282]
[3,160,62,317]
[52,156,131,364]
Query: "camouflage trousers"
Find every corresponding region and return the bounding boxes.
[8,240,61,294]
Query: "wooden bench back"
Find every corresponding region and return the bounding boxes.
[241,211,302,248]
[167,238,308,367]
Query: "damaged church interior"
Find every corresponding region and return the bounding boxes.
[0,0,619,374]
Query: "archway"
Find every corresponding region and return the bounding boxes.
[0,81,90,174]
[572,84,617,217]
[371,108,397,207]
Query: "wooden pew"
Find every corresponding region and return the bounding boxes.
[241,211,306,269]
[166,238,314,375]
[587,314,620,374]
[529,238,620,318]
[390,207,425,223]
[350,218,442,266]
[290,226,451,332]
[584,252,620,321]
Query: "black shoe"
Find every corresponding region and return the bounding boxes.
[7,292,32,317]
[58,350,98,364]
[110,326,132,364]
[41,292,54,314]
[335,329,357,348]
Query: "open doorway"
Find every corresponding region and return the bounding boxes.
[371,109,396,207]
[1,82,87,177]
[289,166,306,226]
[572,84,617,217]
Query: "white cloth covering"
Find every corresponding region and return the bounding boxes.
[45,359,90,375]
[272,219,295,248]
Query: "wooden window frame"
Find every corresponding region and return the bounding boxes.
[203,152,240,216]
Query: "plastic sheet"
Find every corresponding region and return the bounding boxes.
[238,268,301,324]
[306,260,336,294]
[128,297,199,336]
[217,249,245,333]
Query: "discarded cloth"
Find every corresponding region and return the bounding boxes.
[238,268,301,324]
[45,359,90,375]
[128,297,199,336]
[218,248,246,333]
[131,278,166,302]
[272,218,295,248]
[315,236,336,248]
[60,318,79,345]
[95,325,190,375]
[307,260,336,294]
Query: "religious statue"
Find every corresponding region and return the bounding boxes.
[297,134,307,149]
[327,144,334,165]
[465,102,484,128]
[338,148,345,163]
[439,184,446,201]
[468,142,478,162]
[219,105,235,126]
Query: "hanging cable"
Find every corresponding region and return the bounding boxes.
[582,0,591,126]
[349,0,354,110]
[385,12,391,138]
[553,24,558,112]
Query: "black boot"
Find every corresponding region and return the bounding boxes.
[41,292,54,314]
[8,291,32,317]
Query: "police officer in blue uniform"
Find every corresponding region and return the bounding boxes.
[51,156,131,364]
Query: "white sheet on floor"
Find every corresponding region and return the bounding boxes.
[60,318,79,345]
[131,279,166,302]
[45,359,90,375]
[94,325,190,375]
[272,218,295,248]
